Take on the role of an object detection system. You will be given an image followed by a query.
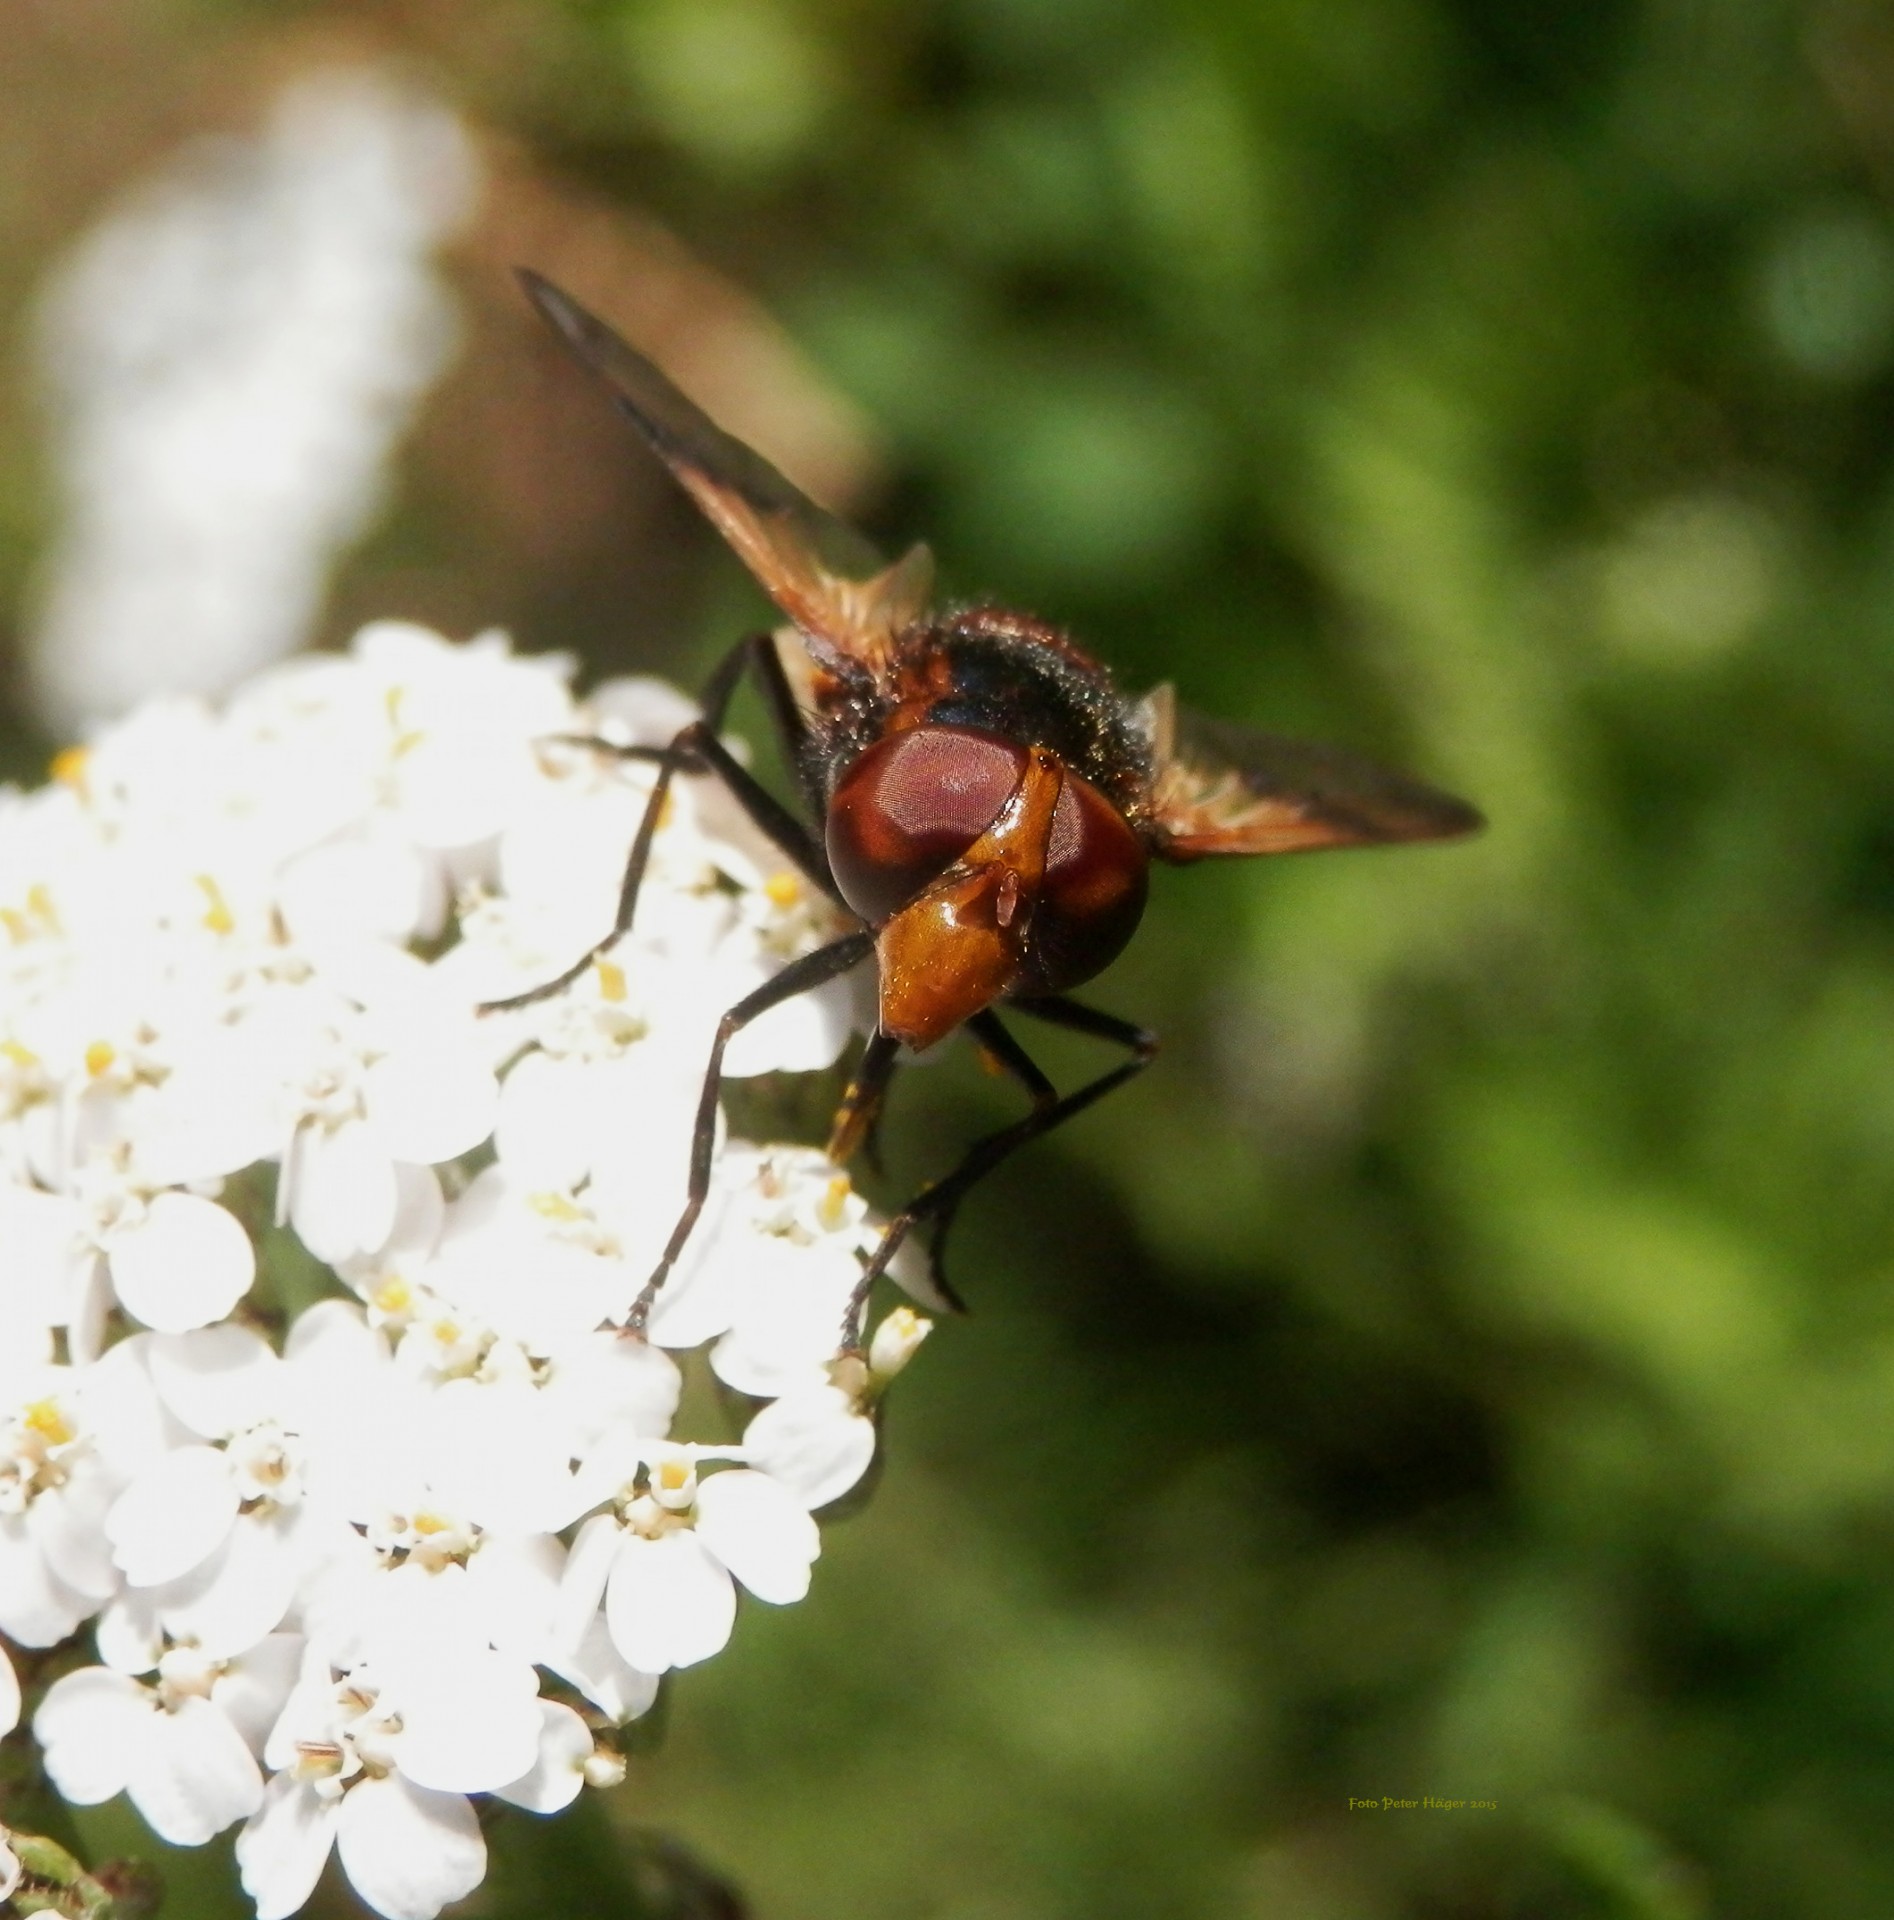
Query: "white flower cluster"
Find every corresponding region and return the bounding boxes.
[0,623,929,1920]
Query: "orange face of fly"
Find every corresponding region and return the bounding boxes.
[873,745,1063,1050]
[825,726,1151,1051]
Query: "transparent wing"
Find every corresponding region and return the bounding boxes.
[1140,684,1483,861]
[520,270,932,663]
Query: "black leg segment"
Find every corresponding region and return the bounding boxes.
[840,999,1158,1349]
[482,633,846,1015]
[628,929,877,1334]
[827,1028,902,1167]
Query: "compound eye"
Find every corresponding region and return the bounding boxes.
[826,726,1027,925]
[1016,772,1149,996]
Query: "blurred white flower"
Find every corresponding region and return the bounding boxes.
[28,70,479,733]
[0,624,929,1920]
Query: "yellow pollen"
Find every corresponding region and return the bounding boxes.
[49,745,89,790]
[529,1191,584,1222]
[391,729,426,759]
[431,1318,462,1346]
[764,871,802,908]
[595,959,628,1003]
[25,884,59,931]
[0,1039,38,1070]
[84,1041,117,1079]
[818,1174,851,1231]
[22,1398,74,1446]
[657,1459,690,1491]
[0,909,26,944]
[384,686,406,725]
[371,1277,412,1314]
[196,875,235,935]
[411,1511,451,1536]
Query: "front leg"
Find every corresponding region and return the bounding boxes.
[483,632,843,1014]
[629,930,876,1333]
[838,1000,1158,1350]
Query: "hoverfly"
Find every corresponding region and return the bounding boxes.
[497,271,1481,1347]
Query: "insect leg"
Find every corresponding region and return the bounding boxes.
[484,634,842,1014]
[827,1028,902,1172]
[966,1009,1056,1108]
[629,929,877,1334]
[839,1001,1157,1349]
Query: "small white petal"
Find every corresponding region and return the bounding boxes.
[384,1161,446,1255]
[543,1614,661,1726]
[156,1512,302,1657]
[420,1380,576,1537]
[0,1645,19,1738]
[459,1532,566,1664]
[128,1695,262,1845]
[108,1193,254,1332]
[238,1775,340,1920]
[290,1120,400,1264]
[78,1333,173,1467]
[26,1463,123,1600]
[539,1335,681,1452]
[387,1648,542,1795]
[263,1670,344,1774]
[211,1633,305,1755]
[605,1531,736,1673]
[553,1512,622,1654]
[0,1186,84,1327]
[95,1590,165,1674]
[492,1052,598,1190]
[34,1667,152,1803]
[742,1387,877,1511]
[723,969,857,1076]
[65,1253,112,1362]
[0,1519,95,1645]
[493,1700,593,1813]
[135,1052,281,1185]
[694,1469,821,1605]
[148,1323,281,1438]
[279,828,437,949]
[283,1297,386,1391]
[106,1445,238,1586]
[363,1047,497,1166]
[336,1775,486,1920]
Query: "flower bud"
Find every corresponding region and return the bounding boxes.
[868,1307,932,1385]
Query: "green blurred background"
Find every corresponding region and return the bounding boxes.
[9,0,1894,1915]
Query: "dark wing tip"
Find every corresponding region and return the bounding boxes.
[1382,779,1485,843]
[510,264,801,520]
[510,265,913,655]
[515,267,590,352]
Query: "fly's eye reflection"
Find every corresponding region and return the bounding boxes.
[488,270,1484,1351]
[826,726,1029,925]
